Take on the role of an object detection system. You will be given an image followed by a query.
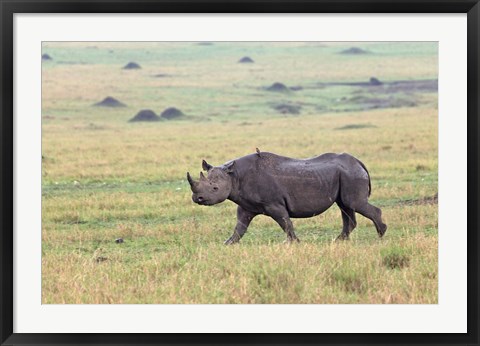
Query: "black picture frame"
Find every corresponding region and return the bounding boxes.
[1,1,479,345]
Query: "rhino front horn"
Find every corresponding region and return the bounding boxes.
[187,172,195,187]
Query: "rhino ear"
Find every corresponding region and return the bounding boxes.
[202,160,213,171]
[223,160,236,174]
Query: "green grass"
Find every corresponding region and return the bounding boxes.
[42,42,438,304]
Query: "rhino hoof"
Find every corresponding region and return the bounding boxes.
[378,224,387,238]
[335,234,349,241]
[224,237,239,245]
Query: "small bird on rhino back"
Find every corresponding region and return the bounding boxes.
[187,149,387,245]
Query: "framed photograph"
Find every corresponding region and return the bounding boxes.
[1,1,479,345]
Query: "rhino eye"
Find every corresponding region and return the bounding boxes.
[213,186,218,191]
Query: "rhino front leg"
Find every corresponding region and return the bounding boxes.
[271,214,300,243]
[224,206,257,245]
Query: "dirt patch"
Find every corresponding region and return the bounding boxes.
[319,78,437,93]
[266,82,290,92]
[385,79,438,93]
[93,96,126,108]
[85,123,108,130]
[123,62,141,70]
[239,121,263,126]
[238,56,254,63]
[42,54,52,60]
[344,95,417,111]
[335,123,377,130]
[397,193,438,206]
[272,103,301,115]
[153,73,171,78]
[129,109,160,122]
[160,107,184,120]
[339,47,370,55]
[319,77,383,87]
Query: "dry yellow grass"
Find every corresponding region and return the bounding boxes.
[42,42,437,304]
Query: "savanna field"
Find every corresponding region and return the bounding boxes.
[42,42,438,304]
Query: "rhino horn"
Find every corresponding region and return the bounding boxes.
[187,172,196,187]
[199,171,207,181]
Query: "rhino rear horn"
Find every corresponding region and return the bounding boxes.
[199,171,207,181]
[202,160,213,171]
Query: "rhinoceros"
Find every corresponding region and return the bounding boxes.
[187,150,386,244]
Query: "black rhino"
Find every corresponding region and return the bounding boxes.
[187,150,387,244]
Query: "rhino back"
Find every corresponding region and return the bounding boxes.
[230,152,350,217]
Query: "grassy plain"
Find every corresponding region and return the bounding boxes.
[42,42,438,304]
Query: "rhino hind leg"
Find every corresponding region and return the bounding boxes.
[336,203,357,240]
[339,172,386,238]
[224,206,257,245]
[354,203,387,237]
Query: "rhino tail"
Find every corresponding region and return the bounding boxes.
[356,158,371,197]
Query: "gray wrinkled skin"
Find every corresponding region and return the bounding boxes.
[187,151,387,244]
